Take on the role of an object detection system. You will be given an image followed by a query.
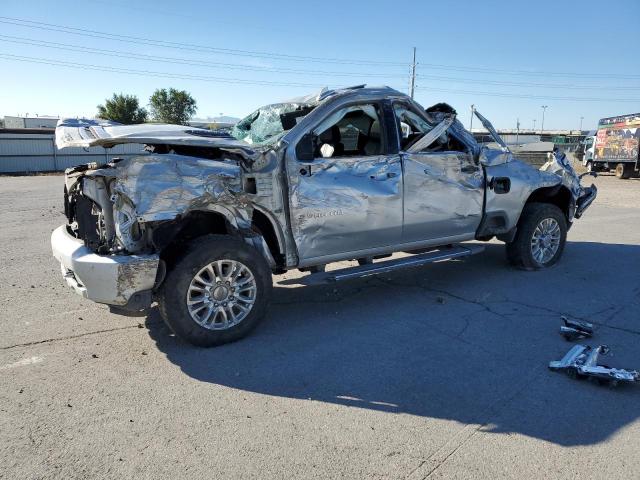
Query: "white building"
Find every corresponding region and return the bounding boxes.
[3,115,59,129]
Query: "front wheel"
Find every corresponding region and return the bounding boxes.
[586,161,593,173]
[158,235,272,347]
[506,203,567,270]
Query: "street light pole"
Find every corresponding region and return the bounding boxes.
[541,105,548,134]
[469,104,475,131]
[533,119,536,131]
[579,116,584,132]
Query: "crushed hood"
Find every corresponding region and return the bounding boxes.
[55,118,255,152]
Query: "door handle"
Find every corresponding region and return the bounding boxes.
[370,171,397,180]
[461,165,479,173]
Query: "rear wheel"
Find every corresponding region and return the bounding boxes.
[506,203,567,270]
[615,163,631,179]
[158,235,272,347]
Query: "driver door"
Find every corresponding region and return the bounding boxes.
[287,102,403,263]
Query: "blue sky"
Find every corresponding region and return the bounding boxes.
[0,0,639,129]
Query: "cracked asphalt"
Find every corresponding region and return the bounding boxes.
[1,172,639,479]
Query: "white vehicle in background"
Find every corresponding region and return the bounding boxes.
[580,135,596,171]
[583,113,640,178]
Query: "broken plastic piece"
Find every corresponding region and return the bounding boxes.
[559,316,593,341]
[549,344,640,387]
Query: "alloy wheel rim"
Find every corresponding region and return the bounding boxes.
[186,260,257,330]
[530,218,561,264]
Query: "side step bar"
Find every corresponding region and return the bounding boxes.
[298,244,484,286]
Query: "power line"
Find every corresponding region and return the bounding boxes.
[417,61,640,80]
[415,85,640,102]
[0,35,408,79]
[416,72,640,91]
[2,52,636,103]
[3,15,638,81]
[0,53,324,88]
[2,34,637,93]
[0,16,408,67]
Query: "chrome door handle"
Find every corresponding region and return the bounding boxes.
[370,171,397,181]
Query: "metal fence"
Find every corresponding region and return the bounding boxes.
[0,132,148,173]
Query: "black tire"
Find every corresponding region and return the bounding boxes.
[505,203,567,270]
[357,256,374,266]
[615,163,631,179]
[157,234,272,347]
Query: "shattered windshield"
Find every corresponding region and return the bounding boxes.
[231,103,316,145]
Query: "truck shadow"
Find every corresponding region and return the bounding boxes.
[145,241,640,447]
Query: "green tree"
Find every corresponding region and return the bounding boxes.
[149,88,197,125]
[96,93,147,124]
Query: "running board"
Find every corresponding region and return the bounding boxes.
[298,244,484,286]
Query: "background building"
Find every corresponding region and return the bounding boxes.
[4,115,60,129]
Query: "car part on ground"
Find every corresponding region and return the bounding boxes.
[549,345,640,387]
[559,316,594,341]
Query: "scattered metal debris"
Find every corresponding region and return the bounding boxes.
[559,316,593,341]
[549,344,640,387]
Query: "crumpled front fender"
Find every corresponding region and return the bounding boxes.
[109,154,250,223]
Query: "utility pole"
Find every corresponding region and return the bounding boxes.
[541,105,548,134]
[579,116,584,132]
[469,104,475,131]
[533,119,537,131]
[409,47,417,99]
[516,118,520,146]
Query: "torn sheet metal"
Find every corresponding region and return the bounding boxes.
[540,148,582,198]
[559,316,594,341]
[407,117,455,153]
[549,345,640,386]
[56,118,254,151]
[473,109,509,150]
[101,155,248,223]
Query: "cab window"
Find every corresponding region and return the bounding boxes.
[313,104,383,158]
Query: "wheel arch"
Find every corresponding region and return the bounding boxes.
[151,205,285,274]
[523,184,573,222]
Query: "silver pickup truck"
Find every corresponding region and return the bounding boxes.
[51,85,597,346]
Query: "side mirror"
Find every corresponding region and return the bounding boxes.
[296,133,316,161]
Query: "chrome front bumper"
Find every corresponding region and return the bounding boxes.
[51,225,159,307]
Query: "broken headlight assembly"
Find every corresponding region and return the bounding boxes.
[113,197,146,253]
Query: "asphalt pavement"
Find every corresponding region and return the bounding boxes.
[1,172,639,479]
